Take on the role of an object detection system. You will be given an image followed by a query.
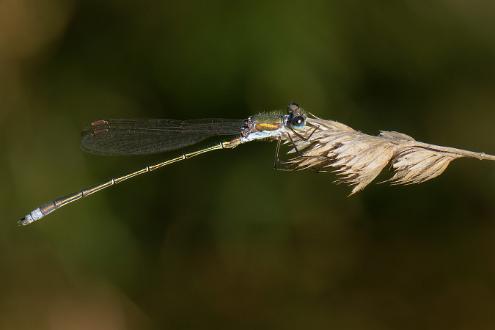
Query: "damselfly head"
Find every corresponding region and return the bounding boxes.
[285,102,307,129]
[288,114,306,128]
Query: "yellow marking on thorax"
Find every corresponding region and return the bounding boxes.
[255,123,281,131]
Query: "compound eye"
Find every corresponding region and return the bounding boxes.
[291,115,305,127]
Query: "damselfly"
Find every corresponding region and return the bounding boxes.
[20,102,495,225]
[20,103,311,225]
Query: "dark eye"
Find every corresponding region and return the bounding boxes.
[291,115,305,127]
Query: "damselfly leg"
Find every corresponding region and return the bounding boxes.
[273,133,303,171]
[273,122,321,171]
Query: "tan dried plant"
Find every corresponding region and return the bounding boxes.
[283,114,495,194]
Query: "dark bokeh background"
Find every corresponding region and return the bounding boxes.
[2,0,495,329]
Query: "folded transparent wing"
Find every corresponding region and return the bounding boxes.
[81,118,244,155]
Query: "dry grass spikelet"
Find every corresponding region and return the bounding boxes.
[283,115,495,194]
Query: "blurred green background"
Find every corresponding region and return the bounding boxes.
[2,0,495,329]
